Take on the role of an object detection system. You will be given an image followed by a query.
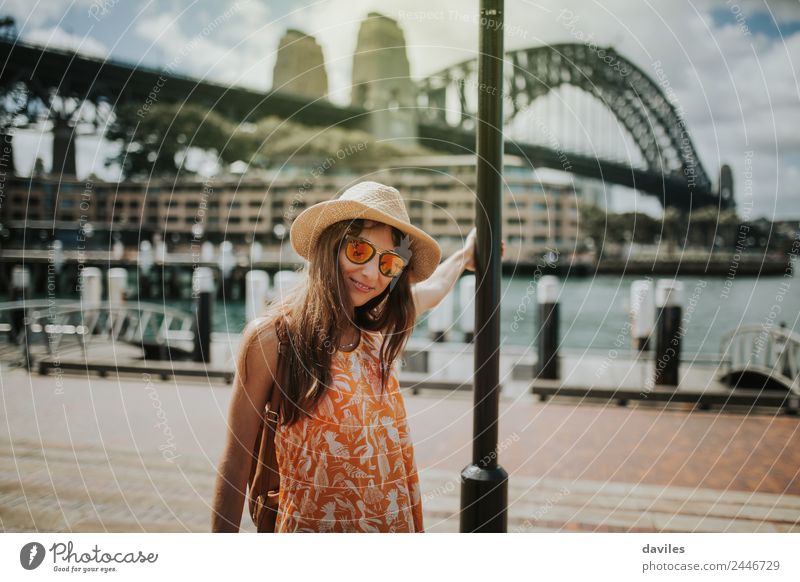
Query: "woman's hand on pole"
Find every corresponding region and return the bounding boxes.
[461,227,505,273]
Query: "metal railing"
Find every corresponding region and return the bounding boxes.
[0,300,196,363]
[720,325,800,395]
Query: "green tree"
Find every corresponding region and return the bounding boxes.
[106,103,241,177]
[662,207,683,256]
[106,104,432,178]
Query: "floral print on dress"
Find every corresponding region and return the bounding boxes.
[274,330,424,532]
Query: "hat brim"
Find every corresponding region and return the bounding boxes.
[290,199,441,283]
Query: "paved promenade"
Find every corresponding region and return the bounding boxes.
[1,367,798,533]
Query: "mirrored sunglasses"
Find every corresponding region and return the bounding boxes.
[343,236,408,278]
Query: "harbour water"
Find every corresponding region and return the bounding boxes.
[166,273,799,357]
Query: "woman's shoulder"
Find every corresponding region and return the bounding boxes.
[241,316,279,346]
[236,316,283,384]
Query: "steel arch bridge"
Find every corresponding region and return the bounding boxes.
[0,37,729,210]
[417,43,729,211]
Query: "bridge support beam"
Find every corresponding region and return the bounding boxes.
[52,118,77,177]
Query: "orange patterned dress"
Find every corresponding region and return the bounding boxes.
[274,330,424,532]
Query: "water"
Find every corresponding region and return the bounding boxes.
[170,274,799,357]
[499,274,798,356]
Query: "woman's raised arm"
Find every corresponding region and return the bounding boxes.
[412,228,475,313]
[210,318,279,532]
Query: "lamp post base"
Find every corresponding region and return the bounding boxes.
[459,463,509,532]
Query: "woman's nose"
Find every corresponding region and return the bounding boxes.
[361,255,380,281]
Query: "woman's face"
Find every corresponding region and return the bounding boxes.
[338,223,399,308]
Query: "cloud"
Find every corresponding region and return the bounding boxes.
[7,0,799,218]
[131,0,280,90]
[24,25,109,58]
[2,0,93,28]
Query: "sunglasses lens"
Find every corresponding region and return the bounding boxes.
[379,253,406,278]
[345,239,374,264]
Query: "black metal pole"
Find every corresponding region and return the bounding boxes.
[193,267,214,364]
[535,276,560,380]
[459,0,508,533]
[536,303,559,379]
[10,265,29,344]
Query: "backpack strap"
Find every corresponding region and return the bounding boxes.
[247,317,289,533]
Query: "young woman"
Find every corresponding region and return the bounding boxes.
[211,181,479,533]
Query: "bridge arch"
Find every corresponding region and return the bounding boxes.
[418,43,713,197]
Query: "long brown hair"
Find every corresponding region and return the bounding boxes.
[265,218,416,426]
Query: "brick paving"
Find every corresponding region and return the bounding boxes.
[405,391,800,495]
[1,367,798,533]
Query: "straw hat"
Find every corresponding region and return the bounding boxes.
[290,181,441,283]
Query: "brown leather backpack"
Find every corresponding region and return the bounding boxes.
[246,321,289,533]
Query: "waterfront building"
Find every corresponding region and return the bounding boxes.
[1,155,587,259]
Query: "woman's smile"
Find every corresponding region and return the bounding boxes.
[349,277,374,293]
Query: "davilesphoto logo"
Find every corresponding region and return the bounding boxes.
[18,540,158,573]
[20,542,46,570]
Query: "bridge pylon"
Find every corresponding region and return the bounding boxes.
[351,12,418,145]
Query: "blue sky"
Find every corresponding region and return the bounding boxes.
[4,0,800,219]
